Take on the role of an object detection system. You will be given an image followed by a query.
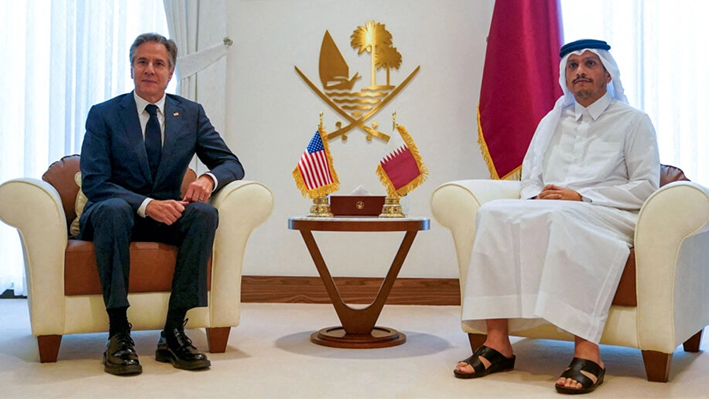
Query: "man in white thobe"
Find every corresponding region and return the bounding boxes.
[453,39,660,395]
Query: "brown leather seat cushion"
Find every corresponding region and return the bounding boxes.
[42,155,207,296]
[612,249,636,306]
[611,164,690,306]
[64,240,211,295]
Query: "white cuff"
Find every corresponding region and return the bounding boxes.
[204,172,218,191]
[138,198,152,217]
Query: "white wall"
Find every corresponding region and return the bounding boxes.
[225,0,493,279]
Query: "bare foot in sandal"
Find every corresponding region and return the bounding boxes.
[555,337,605,394]
[455,319,515,378]
[454,344,516,378]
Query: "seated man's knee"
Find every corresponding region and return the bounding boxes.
[87,198,134,235]
[478,202,506,220]
[92,198,134,221]
[184,202,219,230]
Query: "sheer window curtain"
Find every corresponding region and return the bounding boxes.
[561,0,709,186]
[0,0,170,296]
[163,0,231,176]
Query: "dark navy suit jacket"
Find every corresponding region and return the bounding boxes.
[79,92,244,226]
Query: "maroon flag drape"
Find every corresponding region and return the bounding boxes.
[477,0,563,180]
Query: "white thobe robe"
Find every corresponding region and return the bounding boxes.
[461,91,660,343]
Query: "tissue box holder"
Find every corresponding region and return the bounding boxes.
[330,195,386,217]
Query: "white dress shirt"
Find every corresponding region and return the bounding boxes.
[132,92,218,218]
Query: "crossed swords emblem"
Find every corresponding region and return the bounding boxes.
[294,66,419,143]
[294,24,419,143]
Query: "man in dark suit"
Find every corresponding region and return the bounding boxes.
[78,33,244,375]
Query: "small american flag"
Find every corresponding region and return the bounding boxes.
[293,130,339,198]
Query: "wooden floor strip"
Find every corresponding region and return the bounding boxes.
[241,276,461,306]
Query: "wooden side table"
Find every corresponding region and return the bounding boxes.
[288,217,430,348]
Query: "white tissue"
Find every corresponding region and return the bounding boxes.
[349,185,371,196]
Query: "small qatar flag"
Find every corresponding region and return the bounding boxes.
[376,125,428,197]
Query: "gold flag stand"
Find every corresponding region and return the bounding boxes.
[379,196,405,218]
[309,196,333,217]
[379,112,406,218]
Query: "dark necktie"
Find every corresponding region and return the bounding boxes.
[144,104,162,179]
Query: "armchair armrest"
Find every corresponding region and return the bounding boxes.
[208,180,274,326]
[0,178,68,336]
[634,181,709,352]
[431,180,520,284]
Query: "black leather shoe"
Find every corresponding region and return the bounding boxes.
[103,331,142,376]
[155,321,211,370]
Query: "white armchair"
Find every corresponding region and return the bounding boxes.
[430,165,709,382]
[0,155,274,362]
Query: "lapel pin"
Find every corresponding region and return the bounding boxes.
[173,112,179,117]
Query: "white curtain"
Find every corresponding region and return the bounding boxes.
[0,0,169,296]
[163,0,231,176]
[561,0,709,186]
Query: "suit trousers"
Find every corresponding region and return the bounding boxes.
[80,198,218,311]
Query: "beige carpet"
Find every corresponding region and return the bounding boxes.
[0,298,706,398]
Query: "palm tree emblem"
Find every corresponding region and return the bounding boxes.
[350,21,394,89]
[375,45,402,88]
